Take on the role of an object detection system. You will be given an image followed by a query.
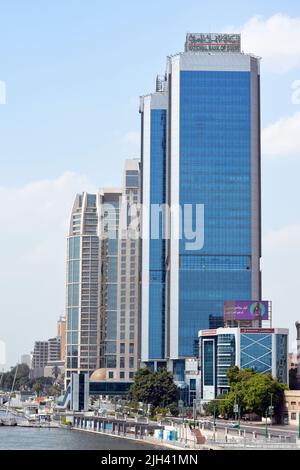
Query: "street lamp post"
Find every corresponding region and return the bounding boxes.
[213,402,216,429]
[192,398,199,427]
[265,409,268,438]
[234,396,237,422]
[233,399,241,428]
[269,392,274,426]
[237,404,241,430]
[213,402,217,441]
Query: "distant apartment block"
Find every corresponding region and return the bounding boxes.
[19,354,31,367]
[31,341,48,377]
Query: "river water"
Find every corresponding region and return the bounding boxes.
[0,426,162,450]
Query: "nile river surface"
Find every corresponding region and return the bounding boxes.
[0,427,162,450]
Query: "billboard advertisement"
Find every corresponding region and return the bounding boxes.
[224,301,269,321]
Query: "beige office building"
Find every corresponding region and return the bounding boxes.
[65,160,140,385]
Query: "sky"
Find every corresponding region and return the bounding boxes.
[0,0,300,368]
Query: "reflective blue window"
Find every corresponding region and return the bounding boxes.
[203,340,214,386]
[276,334,288,384]
[178,71,252,356]
[107,257,118,282]
[240,333,272,374]
[87,194,96,207]
[126,171,139,188]
[106,311,117,340]
[148,109,166,359]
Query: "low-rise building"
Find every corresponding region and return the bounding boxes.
[198,327,289,401]
[282,390,300,425]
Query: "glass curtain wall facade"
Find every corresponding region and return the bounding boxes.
[140,37,261,378]
[178,70,252,357]
[240,332,272,373]
[140,92,168,367]
[66,193,100,385]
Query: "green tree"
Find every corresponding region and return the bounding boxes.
[224,367,286,419]
[168,402,179,417]
[32,382,42,396]
[48,384,62,397]
[241,372,286,416]
[206,367,287,421]
[129,368,178,408]
[0,363,30,391]
[227,365,242,386]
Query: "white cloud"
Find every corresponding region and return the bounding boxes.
[0,171,95,228]
[123,130,140,145]
[229,13,300,73]
[264,223,300,253]
[262,112,300,158]
[0,172,96,367]
[263,224,300,345]
[0,79,6,105]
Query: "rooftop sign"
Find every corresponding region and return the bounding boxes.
[240,328,274,334]
[185,33,241,53]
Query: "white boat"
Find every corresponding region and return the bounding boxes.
[2,366,18,426]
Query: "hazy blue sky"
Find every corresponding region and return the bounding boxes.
[1,0,300,368]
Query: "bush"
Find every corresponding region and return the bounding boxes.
[168,403,179,417]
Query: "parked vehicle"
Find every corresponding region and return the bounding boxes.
[227,422,239,428]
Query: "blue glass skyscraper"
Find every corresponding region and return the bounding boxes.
[140,34,261,381]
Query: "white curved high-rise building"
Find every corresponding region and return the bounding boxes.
[65,160,140,386]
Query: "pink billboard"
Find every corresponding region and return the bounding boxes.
[224,301,269,321]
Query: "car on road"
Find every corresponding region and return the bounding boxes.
[227,422,239,428]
